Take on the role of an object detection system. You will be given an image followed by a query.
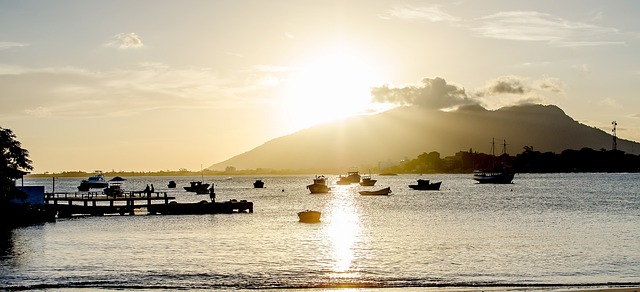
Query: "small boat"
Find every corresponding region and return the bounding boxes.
[408,179,441,190]
[306,175,331,194]
[473,139,515,184]
[104,182,124,197]
[358,187,392,196]
[253,179,264,188]
[298,210,321,223]
[359,174,377,186]
[77,171,109,191]
[336,168,361,185]
[184,181,210,193]
[167,181,176,188]
[185,165,210,193]
[104,176,127,197]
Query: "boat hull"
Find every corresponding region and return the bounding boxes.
[409,181,442,190]
[307,183,330,194]
[359,187,392,196]
[298,210,321,223]
[473,172,515,184]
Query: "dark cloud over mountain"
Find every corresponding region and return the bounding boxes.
[370,77,479,109]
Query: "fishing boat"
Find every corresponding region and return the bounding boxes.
[306,175,331,194]
[473,139,515,184]
[297,210,321,223]
[253,179,264,188]
[358,187,392,196]
[408,179,442,190]
[167,181,176,188]
[359,173,377,186]
[77,171,109,191]
[185,165,210,193]
[336,168,361,185]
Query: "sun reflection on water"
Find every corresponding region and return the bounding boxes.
[324,185,362,279]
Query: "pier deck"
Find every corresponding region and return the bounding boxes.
[44,192,253,217]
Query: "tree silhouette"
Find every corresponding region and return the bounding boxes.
[0,127,32,201]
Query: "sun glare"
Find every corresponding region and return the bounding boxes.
[282,47,386,131]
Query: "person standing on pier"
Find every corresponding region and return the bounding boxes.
[209,184,215,203]
[144,184,150,197]
[150,184,154,196]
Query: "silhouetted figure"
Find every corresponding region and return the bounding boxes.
[144,184,150,197]
[150,184,154,196]
[209,184,216,202]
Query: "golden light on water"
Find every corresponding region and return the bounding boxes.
[324,185,362,277]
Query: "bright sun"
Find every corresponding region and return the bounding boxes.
[282,46,387,130]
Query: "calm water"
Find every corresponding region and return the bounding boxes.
[2,173,639,291]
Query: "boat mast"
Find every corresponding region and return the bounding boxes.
[502,139,508,171]
[612,121,617,151]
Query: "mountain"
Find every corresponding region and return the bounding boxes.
[209,104,639,171]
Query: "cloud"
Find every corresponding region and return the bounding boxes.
[384,5,460,22]
[598,98,622,108]
[0,63,253,119]
[370,77,477,110]
[477,76,528,96]
[471,75,565,109]
[106,32,144,49]
[536,77,564,94]
[476,75,564,97]
[0,41,29,50]
[472,11,625,47]
[386,5,627,48]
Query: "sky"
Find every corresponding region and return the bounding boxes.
[1,0,640,173]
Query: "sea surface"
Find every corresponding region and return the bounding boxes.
[1,173,639,291]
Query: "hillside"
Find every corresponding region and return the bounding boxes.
[208,104,639,171]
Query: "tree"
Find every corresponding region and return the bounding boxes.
[0,127,32,201]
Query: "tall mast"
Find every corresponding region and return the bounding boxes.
[612,121,617,151]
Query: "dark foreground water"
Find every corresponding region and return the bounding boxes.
[2,173,639,291]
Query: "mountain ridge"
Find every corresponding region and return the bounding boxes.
[209,103,639,171]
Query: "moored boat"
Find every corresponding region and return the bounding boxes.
[184,181,210,193]
[473,139,515,184]
[336,168,361,185]
[306,175,331,194]
[297,210,321,223]
[408,179,441,190]
[253,179,264,188]
[358,187,392,196]
[359,175,377,186]
[77,171,109,191]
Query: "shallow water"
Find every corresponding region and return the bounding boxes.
[2,173,639,290]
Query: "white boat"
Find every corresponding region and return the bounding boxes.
[77,171,109,191]
[297,210,321,223]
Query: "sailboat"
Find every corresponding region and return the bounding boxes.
[473,139,515,184]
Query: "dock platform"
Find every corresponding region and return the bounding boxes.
[44,192,253,217]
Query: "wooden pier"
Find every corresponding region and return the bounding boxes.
[44,191,253,217]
